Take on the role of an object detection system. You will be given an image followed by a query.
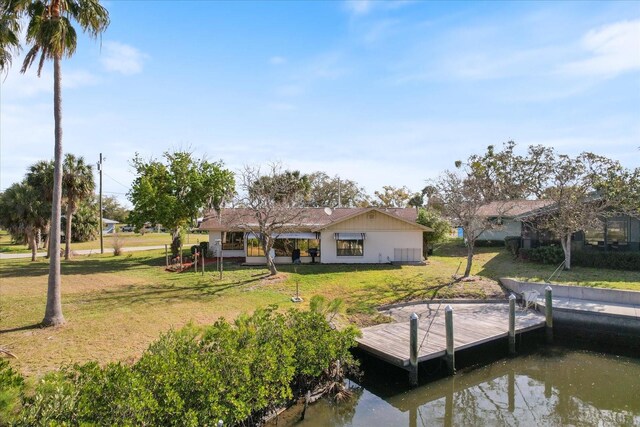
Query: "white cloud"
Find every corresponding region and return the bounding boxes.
[100,41,148,75]
[269,56,286,65]
[345,0,372,16]
[559,19,640,78]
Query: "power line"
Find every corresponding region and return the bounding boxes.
[103,172,130,190]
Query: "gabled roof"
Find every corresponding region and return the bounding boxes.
[198,207,431,232]
[477,200,555,218]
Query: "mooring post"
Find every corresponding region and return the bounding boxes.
[545,286,553,343]
[445,305,455,374]
[409,312,419,387]
[508,293,516,355]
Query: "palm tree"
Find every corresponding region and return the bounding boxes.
[0,0,21,72]
[26,160,54,255]
[0,182,48,261]
[0,0,109,327]
[62,154,94,259]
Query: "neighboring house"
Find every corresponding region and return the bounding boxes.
[475,200,553,242]
[476,200,640,252]
[102,218,119,234]
[198,207,432,264]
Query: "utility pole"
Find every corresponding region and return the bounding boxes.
[337,177,341,208]
[98,153,104,254]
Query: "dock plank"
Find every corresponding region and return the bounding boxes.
[356,303,545,368]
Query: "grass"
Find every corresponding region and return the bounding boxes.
[1,241,637,377]
[0,230,208,253]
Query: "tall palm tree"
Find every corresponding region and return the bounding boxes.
[0,0,109,327]
[62,154,94,259]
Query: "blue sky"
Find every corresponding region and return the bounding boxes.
[1,0,639,207]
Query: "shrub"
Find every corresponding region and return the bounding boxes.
[112,233,124,256]
[572,251,640,271]
[15,304,359,426]
[504,236,521,257]
[0,359,24,425]
[521,245,564,265]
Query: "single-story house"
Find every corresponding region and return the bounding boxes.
[475,200,553,242]
[475,200,640,252]
[198,207,432,264]
[102,218,119,234]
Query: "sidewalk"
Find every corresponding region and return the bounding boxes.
[0,245,165,260]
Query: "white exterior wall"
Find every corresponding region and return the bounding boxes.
[207,231,245,258]
[476,219,521,241]
[320,230,422,264]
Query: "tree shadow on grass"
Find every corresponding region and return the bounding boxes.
[0,252,174,280]
[0,323,43,335]
[70,272,273,309]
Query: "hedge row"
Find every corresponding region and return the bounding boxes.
[519,245,640,271]
[7,302,359,426]
[572,251,640,271]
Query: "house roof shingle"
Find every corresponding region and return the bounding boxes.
[476,200,555,218]
[199,207,431,231]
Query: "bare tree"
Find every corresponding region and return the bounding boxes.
[235,163,311,276]
[434,170,507,277]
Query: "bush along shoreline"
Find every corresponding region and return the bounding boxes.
[3,300,360,426]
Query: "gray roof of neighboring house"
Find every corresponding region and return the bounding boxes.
[198,207,431,232]
[476,200,555,218]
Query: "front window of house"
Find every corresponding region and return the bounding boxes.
[584,219,628,246]
[222,232,244,250]
[336,239,364,256]
[246,237,321,257]
[607,220,628,245]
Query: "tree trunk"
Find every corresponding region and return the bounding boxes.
[463,243,474,278]
[43,55,65,327]
[560,234,572,270]
[170,228,181,257]
[64,204,72,260]
[44,224,50,258]
[261,237,278,276]
[29,231,37,262]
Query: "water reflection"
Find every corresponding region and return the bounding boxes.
[295,349,640,426]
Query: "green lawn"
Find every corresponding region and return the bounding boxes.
[1,241,637,377]
[0,230,208,253]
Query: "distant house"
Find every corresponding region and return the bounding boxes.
[102,218,119,234]
[476,200,640,252]
[198,207,432,264]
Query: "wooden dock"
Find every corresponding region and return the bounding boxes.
[356,302,545,369]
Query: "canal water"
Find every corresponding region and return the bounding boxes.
[291,346,640,426]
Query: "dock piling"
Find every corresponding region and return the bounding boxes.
[445,305,455,374]
[545,286,553,343]
[508,294,516,355]
[409,312,419,387]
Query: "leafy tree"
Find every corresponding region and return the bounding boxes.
[1,0,110,327]
[101,195,129,224]
[235,163,311,276]
[62,154,95,259]
[530,152,631,269]
[371,185,412,208]
[128,151,235,255]
[417,208,451,255]
[305,172,369,207]
[464,141,554,201]
[0,181,48,261]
